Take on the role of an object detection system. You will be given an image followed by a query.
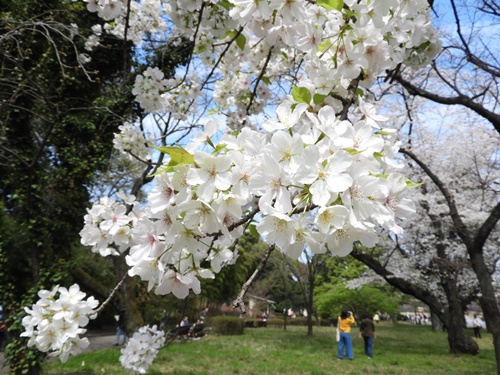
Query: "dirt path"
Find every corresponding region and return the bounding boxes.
[0,331,117,374]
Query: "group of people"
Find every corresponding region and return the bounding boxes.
[337,311,377,360]
[114,307,210,345]
[283,308,308,318]
[173,307,209,339]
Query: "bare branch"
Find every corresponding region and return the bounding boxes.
[232,244,275,316]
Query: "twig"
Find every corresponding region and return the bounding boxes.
[94,272,128,315]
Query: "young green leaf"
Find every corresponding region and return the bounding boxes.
[317,0,343,11]
[405,177,425,189]
[292,86,312,104]
[155,146,195,167]
[313,93,328,105]
[236,34,246,50]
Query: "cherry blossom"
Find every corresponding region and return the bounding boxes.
[21,284,98,363]
[120,325,166,374]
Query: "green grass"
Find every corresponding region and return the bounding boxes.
[41,323,495,375]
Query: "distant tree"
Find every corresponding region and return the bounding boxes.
[314,255,401,321]
[386,1,500,365]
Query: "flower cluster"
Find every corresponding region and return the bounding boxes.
[71,0,440,302]
[132,67,169,113]
[83,0,441,125]
[84,0,125,20]
[80,192,139,256]
[113,122,152,161]
[119,325,166,374]
[21,284,98,363]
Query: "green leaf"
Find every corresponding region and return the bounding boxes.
[313,93,328,105]
[292,86,312,104]
[373,151,384,158]
[405,177,425,189]
[154,146,194,167]
[262,76,271,85]
[212,143,227,154]
[219,0,233,10]
[355,88,364,97]
[225,30,237,39]
[317,0,343,11]
[195,43,206,54]
[343,147,364,155]
[372,173,389,179]
[148,164,173,176]
[343,8,357,19]
[318,40,333,53]
[248,223,259,238]
[236,34,246,50]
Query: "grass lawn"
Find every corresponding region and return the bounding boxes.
[41,323,495,375]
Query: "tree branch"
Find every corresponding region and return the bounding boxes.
[400,148,473,247]
[232,244,275,316]
[392,69,500,134]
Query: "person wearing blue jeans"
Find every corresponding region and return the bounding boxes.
[115,316,127,346]
[359,314,376,358]
[337,310,355,360]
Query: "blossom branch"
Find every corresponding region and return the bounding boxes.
[245,46,274,115]
[232,244,275,316]
[95,272,128,315]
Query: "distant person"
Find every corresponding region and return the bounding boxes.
[200,307,209,321]
[337,310,355,360]
[114,316,127,346]
[373,313,380,324]
[359,314,376,359]
[260,312,268,321]
[473,315,483,338]
[180,316,190,327]
[0,320,6,350]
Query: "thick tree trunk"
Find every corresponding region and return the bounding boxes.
[431,311,442,332]
[471,251,500,374]
[445,301,478,355]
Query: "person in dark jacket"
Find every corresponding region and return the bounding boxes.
[359,314,376,358]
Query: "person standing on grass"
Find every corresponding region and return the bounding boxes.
[359,314,376,359]
[473,315,483,339]
[337,310,355,360]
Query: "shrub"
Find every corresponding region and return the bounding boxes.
[267,317,333,328]
[208,316,245,335]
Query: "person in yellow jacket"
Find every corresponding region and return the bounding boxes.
[337,310,355,360]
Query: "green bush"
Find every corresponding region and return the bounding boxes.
[267,317,333,328]
[208,316,245,335]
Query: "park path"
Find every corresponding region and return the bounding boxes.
[0,331,117,374]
